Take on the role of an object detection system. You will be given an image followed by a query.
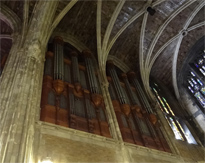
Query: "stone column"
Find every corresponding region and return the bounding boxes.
[154,103,181,155]
[98,67,123,141]
[0,1,58,162]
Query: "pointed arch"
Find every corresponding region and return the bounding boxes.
[0,4,21,33]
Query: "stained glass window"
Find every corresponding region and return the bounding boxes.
[151,82,197,144]
[188,86,194,94]
[190,71,196,77]
[194,92,205,108]
[201,87,205,95]
[166,116,184,141]
[199,68,205,76]
[187,70,205,109]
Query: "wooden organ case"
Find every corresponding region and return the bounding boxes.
[40,37,111,138]
[107,61,171,152]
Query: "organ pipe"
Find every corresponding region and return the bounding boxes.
[122,73,141,112]
[54,37,64,80]
[83,50,102,107]
[52,37,64,95]
[127,72,158,125]
[71,51,82,93]
[107,61,130,116]
[83,50,99,94]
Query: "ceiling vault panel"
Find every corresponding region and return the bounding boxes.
[1,0,204,100]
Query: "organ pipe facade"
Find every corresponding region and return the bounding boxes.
[40,37,171,151]
[40,37,110,137]
[106,63,171,152]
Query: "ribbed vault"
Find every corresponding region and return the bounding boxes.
[0,0,205,100]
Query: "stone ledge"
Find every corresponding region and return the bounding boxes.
[36,121,118,149]
[36,121,184,161]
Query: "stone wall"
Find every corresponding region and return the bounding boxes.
[34,122,204,163]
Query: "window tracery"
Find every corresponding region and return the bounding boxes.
[151,83,197,144]
[187,50,205,110]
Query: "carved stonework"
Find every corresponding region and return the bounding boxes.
[26,39,43,62]
[121,104,130,116]
[91,93,102,107]
[53,79,64,95]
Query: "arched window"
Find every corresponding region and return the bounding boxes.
[179,36,205,114]
[151,82,197,144]
[187,54,205,110]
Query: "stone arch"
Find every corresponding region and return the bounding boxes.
[0,4,21,33]
[107,55,131,73]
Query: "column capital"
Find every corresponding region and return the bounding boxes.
[26,39,44,63]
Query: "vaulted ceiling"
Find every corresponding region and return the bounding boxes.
[1,0,205,99]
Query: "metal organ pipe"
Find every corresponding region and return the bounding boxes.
[110,68,126,104]
[85,57,99,94]
[107,62,128,105]
[132,78,152,113]
[71,52,80,83]
[126,72,152,113]
[83,50,102,108]
[122,74,136,105]
[52,37,65,95]
[54,37,64,80]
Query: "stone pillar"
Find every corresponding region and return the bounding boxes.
[98,67,123,141]
[154,103,181,155]
[0,1,58,162]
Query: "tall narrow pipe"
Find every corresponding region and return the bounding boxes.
[53,36,64,95]
[71,51,81,93]
[128,72,158,125]
[107,61,130,116]
[122,73,142,113]
[83,50,102,107]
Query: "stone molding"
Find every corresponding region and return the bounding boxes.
[0,4,21,32]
